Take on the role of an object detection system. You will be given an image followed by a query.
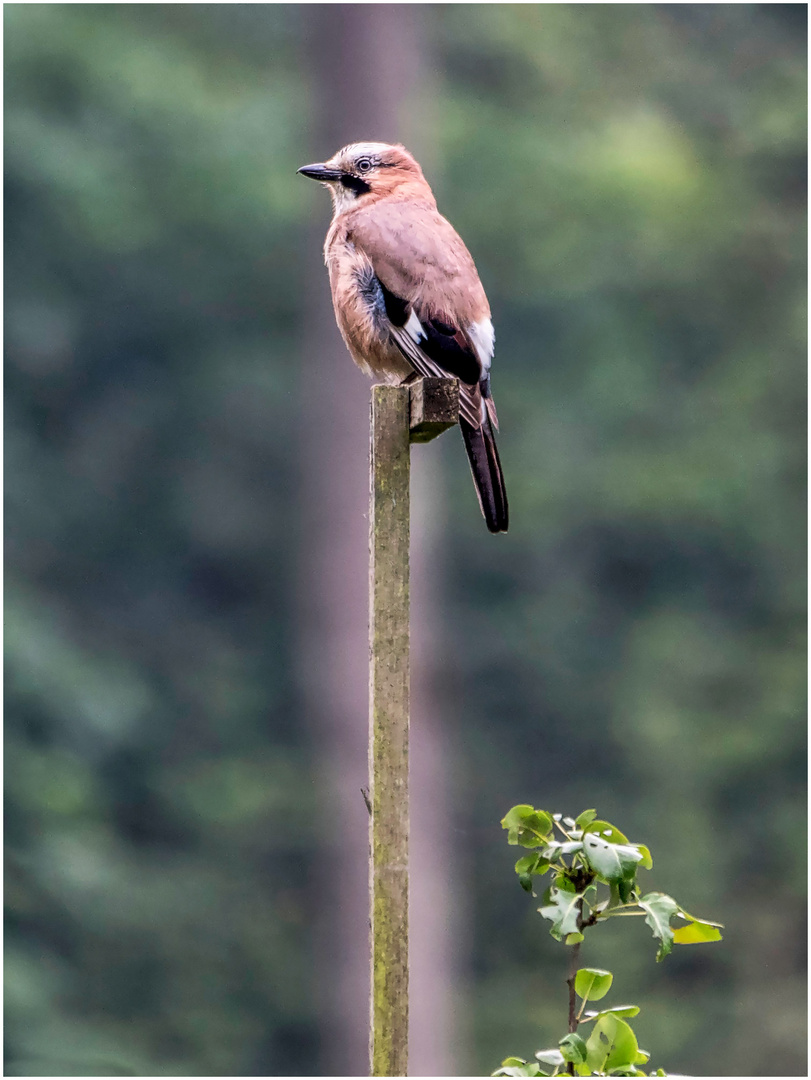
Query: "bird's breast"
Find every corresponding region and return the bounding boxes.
[325,236,412,383]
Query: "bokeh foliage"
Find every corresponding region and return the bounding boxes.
[435,6,806,1075]
[5,4,806,1076]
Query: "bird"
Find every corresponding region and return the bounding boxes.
[298,141,508,534]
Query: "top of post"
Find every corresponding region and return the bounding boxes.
[408,377,460,443]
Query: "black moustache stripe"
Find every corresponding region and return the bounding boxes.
[340,174,371,194]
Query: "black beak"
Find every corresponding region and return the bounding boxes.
[297,163,342,182]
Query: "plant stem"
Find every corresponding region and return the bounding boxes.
[553,819,574,840]
[567,937,581,1034]
[565,903,583,1076]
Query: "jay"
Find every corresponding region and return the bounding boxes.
[298,142,508,533]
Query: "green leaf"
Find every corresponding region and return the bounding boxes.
[583,820,629,844]
[559,1033,588,1064]
[542,840,584,860]
[582,833,643,883]
[672,921,723,945]
[636,844,653,870]
[575,967,613,1002]
[492,1057,547,1077]
[538,885,583,940]
[494,1058,546,1075]
[583,1005,641,1022]
[565,932,585,945]
[501,805,554,847]
[535,1049,565,1066]
[515,854,550,877]
[575,809,597,829]
[502,805,534,825]
[608,877,637,908]
[677,906,724,929]
[638,892,679,961]
[515,854,543,891]
[584,1015,641,1073]
[515,854,538,874]
[619,877,637,903]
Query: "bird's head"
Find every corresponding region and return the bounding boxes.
[298,142,432,212]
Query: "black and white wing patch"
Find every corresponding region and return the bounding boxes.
[375,277,488,429]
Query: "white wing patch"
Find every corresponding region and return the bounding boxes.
[468,318,495,371]
[387,316,482,428]
[404,308,426,345]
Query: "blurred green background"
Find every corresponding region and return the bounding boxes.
[5,4,806,1076]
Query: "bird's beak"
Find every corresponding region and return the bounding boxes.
[297,163,342,182]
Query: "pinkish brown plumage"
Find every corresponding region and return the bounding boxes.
[299,142,507,532]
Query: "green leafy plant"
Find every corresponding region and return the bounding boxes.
[492,806,723,1077]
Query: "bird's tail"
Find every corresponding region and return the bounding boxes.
[460,415,509,533]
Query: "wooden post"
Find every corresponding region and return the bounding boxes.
[369,384,411,1078]
[368,378,459,1077]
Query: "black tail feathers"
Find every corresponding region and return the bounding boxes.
[460,416,509,533]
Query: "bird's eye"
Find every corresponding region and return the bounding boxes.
[356,158,373,173]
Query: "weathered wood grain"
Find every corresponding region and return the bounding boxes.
[409,376,460,443]
[369,384,411,1077]
[368,378,458,1076]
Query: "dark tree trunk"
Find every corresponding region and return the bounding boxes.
[297,5,459,1074]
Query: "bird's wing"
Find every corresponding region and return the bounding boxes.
[348,201,492,428]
